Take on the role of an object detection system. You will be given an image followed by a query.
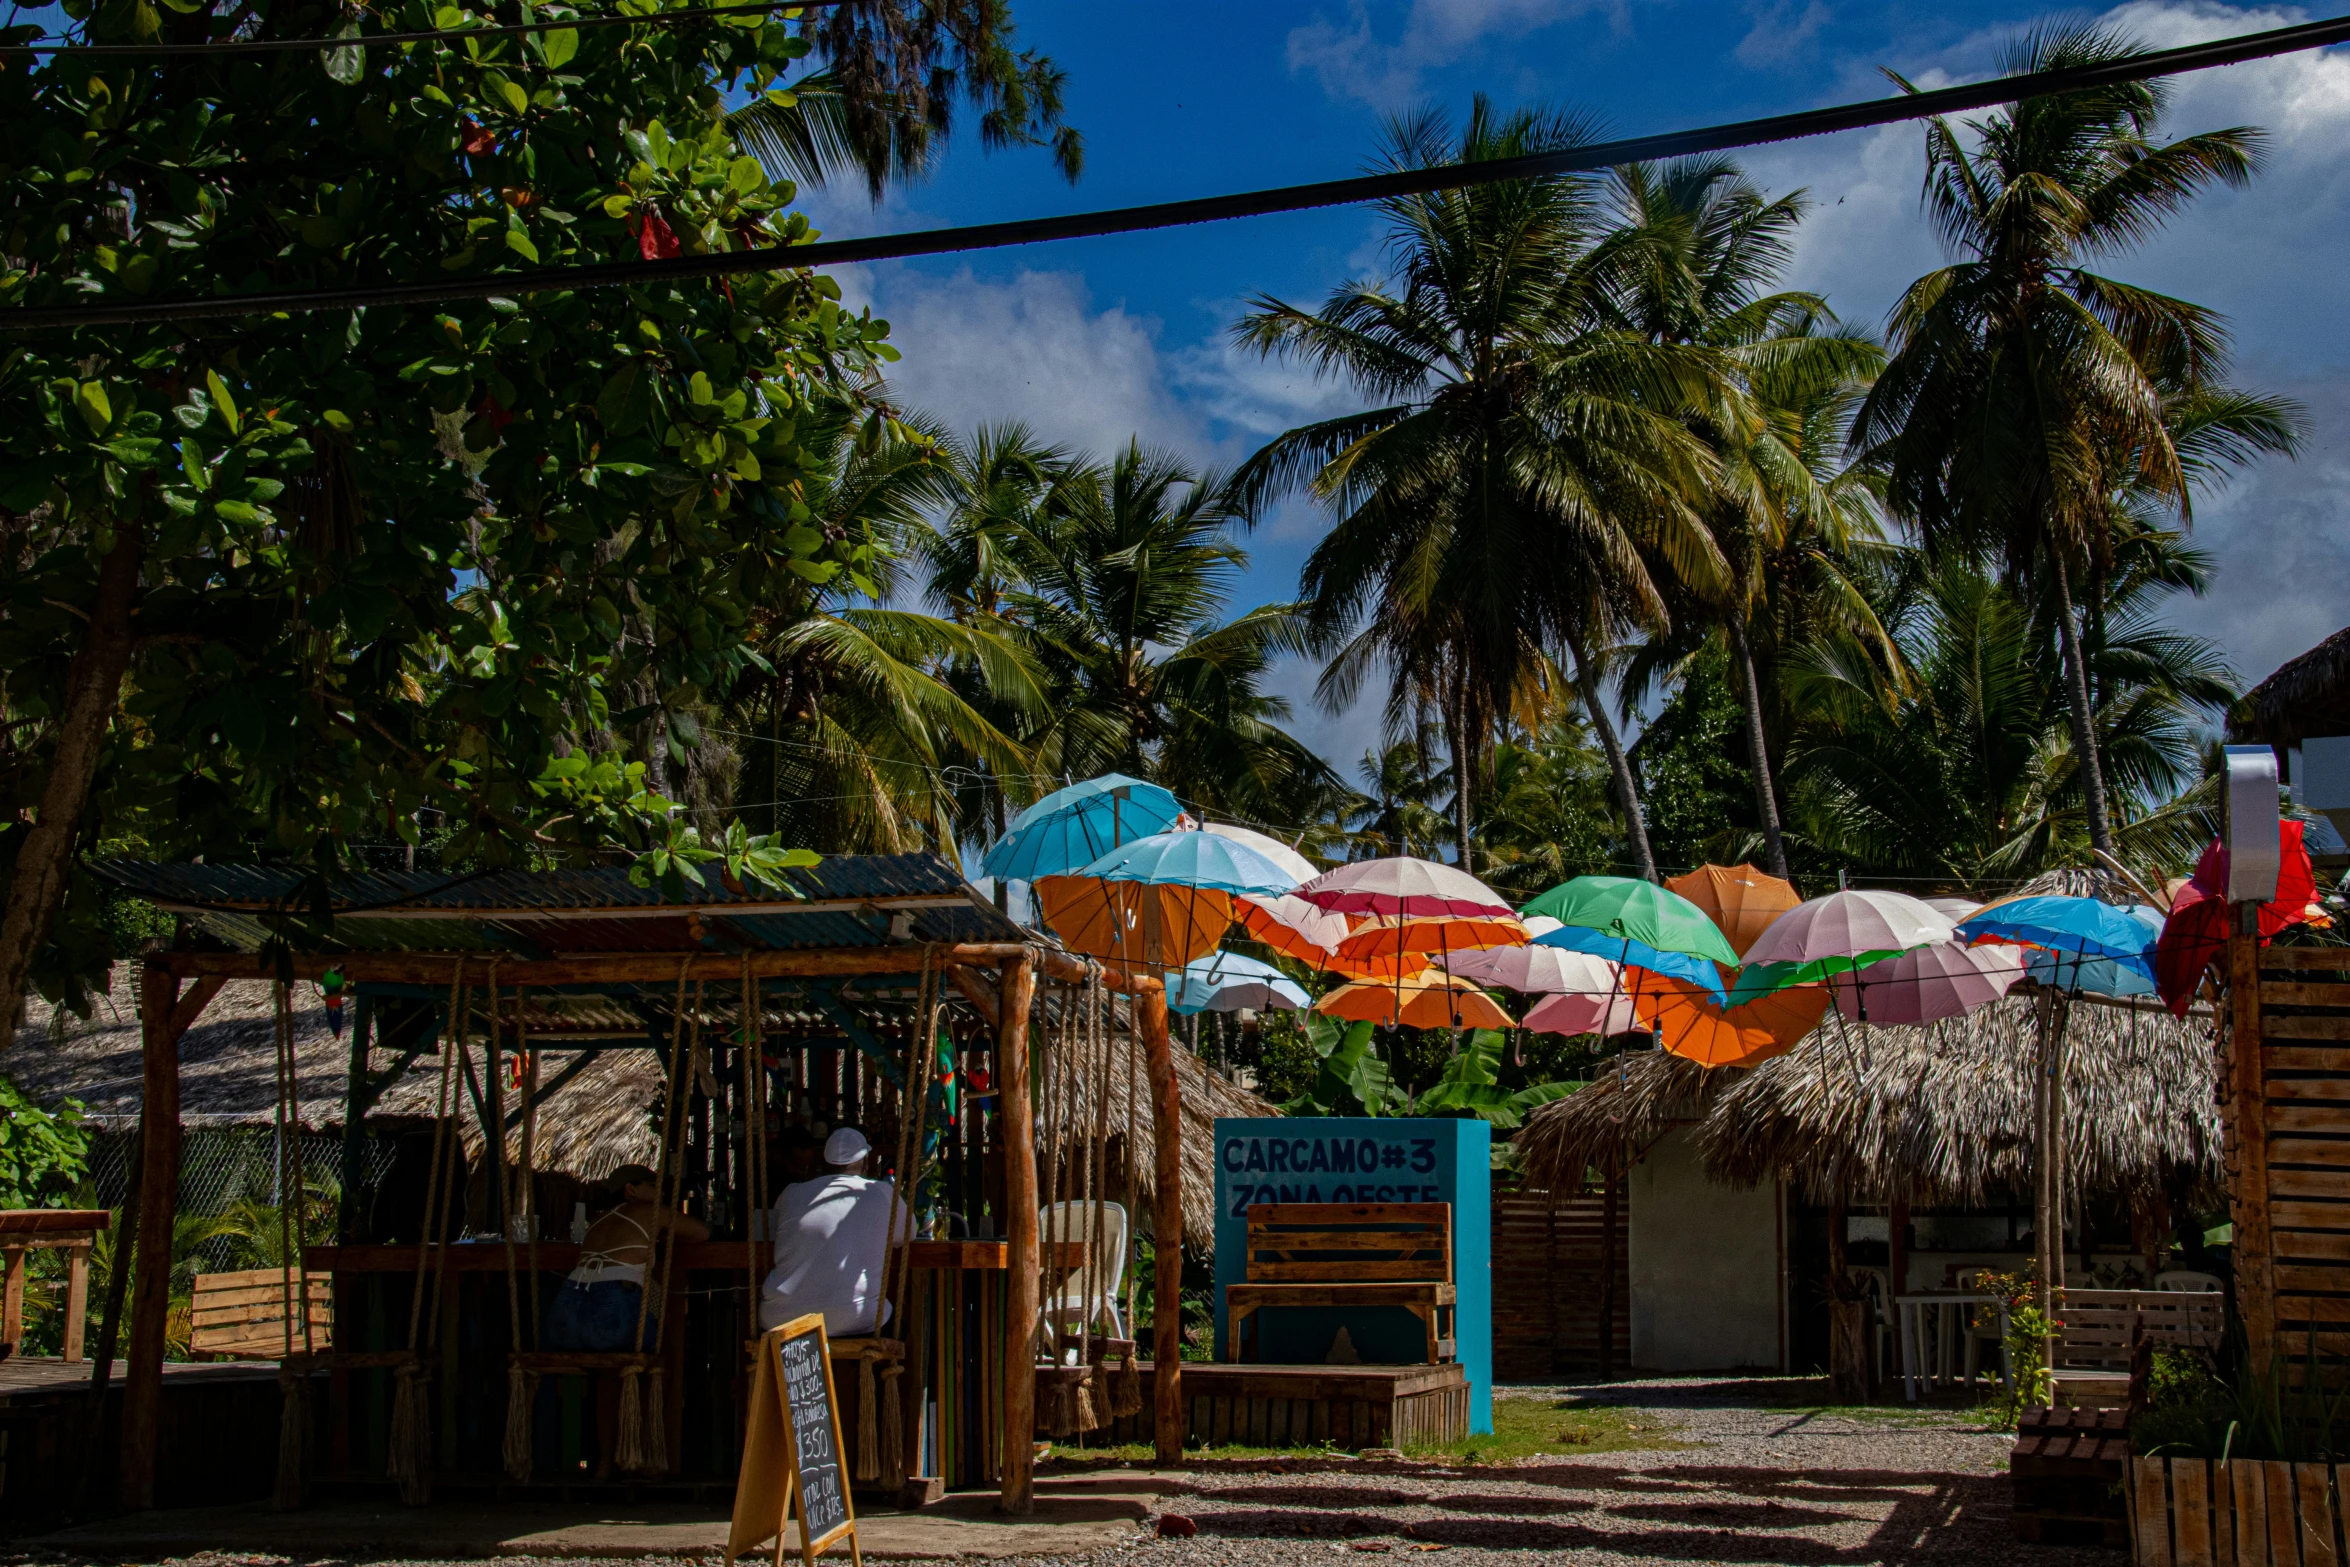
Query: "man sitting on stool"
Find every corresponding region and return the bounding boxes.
[758,1127,908,1336]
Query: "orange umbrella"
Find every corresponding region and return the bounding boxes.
[1664,863,1801,959]
[1234,893,1354,963]
[1315,970,1515,1030]
[1034,875,1231,969]
[1327,914,1528,974]
[1629,972,1829,1068]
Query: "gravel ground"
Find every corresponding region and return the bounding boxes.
[2,1378,2122,1567]
[1120,1376,2121,1567]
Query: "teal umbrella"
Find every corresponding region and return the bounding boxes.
[1077,830,1300,897]
[1519,876,1739,966]
[979,774,1183,883]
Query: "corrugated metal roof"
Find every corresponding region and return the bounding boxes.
[93,853,1026,961]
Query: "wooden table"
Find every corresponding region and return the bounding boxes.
[1896,1289,2011,1400]
[1,1209,108,1362]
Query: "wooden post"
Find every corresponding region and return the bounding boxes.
[339,996,373,1244]
[2228,908,2273,1368]
[1888,1196,1911,1306]
[1138,981,1185,1467]
[63,1241,89,1362]
[1,1245,23,1348]
[1596,1165,1621,1381]
[995,952,1038,1515]
[122,960,184,1510]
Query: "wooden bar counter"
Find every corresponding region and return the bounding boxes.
[305,1240,1082,1272]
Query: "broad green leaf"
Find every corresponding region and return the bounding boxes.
[74,381,111,435]
[205,370,240,434]
[505,228,539,263]
[535,25,577,67]
[322,18,364,84]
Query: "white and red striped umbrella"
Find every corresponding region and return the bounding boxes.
[1296,857,1514,919]
[1234,893,1353,961]
[1833,940,2027,1024]
[1523,989,1653,1037]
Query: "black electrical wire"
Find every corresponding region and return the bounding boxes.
[9,10,2348,330]
[0,0,847,54]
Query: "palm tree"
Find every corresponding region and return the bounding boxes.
[1851,20,2271,859]
[1603,158,1891,880]
[1230,99,1721,880]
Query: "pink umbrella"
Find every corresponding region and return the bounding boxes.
[1833,941,2027,1024]
[1296,857,1514,919]
[1524,988,1653,1037]
[1448,944,1620,995]
[1742,888,1956,968]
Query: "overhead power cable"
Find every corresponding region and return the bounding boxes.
[0,0,846,54]
[9,10,2348,330]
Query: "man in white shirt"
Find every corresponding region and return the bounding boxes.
[758,1127,908,1336]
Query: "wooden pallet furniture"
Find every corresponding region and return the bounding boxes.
[2128,1454,2347,1567]
[188,1267,334,1360]
[1096,1361,1471,1450]
[2050,1288,2225,1409]
[0,1209,107,1363]
[2012,1405,2130,1546]
[1226,1202,1455,1364]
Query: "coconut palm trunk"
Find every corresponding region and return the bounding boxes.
[1568,637,1656,883]
[1725,614,1790,879]
[2048,550,2115,859]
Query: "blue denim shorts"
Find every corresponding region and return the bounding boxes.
[545,1278,657,1351]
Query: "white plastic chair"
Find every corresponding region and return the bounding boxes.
[2155,1270,2225,1293]
[1040,1200,1129,1352]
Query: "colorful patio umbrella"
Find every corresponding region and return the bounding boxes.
[1032,876,1230,969]
[1533,923,1729,1002]
[1519,876,1740,966]
[1634,974,1832,1069]
[1296,857,1515,919]
[1234,893,1353,962]
[1833,940,2028,1024]
[1523,988,1653,1037]
[1315,970,1515,1031]
[1664,863,1800,959]
[1957,895,2160,964]
[1730,889,1955,1003]
[980,774,1183,883]
[1329,914,1528,968]
[1165,951,1311,1015]
[2157,819,2322,1014]
[1078,829,1300,897]
[1447,944,1621,995]
[1202,823,1319,884]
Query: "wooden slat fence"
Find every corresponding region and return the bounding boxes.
[2130,1455,2345,1566]
[1493,1182,1628,1379]
[2235,948,2350,1378]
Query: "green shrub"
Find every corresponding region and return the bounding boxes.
[0,1074,90,1208]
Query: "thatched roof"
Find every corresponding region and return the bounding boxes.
[1519,991,2220,1206]
[2232,624,2350,750]
[7,964,1270,1237]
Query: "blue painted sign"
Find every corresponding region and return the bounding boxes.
[1213,1116,1491,1435]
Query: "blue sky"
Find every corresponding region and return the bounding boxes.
[802,0,2350,784]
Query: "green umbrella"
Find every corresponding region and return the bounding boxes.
[1518,876,1739,966]
[1724,951,1906,1005]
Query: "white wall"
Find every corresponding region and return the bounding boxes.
[1628,1127,1785,1372]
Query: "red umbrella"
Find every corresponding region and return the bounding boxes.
[2156,819,2322,1014]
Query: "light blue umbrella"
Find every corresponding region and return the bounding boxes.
[980,774,1183,883]
[2024,905,2164,996]
[1958,895,2160,963]
[1077,830,1300,897]
[1534,923,1729,1003]
[1165,951,1311,1015]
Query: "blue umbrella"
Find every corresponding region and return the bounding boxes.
[2023,905,2164,996]
[980,774,1184,883]
[1165,951,1311,1015]
[1534,923,1729,1003]
[1077,830,1300,897]
[1957,895,2160,963]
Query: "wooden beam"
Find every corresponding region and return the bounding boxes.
[947,965,1001,1029]
[995,952,1039,1515]
[166,974,225,1041]
[2230,907,2275,1368]
[1138,980,1185,1466]
[155,943,1036,986]
[122,961,186,1510]
[142,892,981,921]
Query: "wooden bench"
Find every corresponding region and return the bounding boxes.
[2048,1288,2223,1409]
[1226,1203,1455,1365]
[189,1267,334,1360]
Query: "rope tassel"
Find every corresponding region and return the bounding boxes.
[856,1357,881,1482]
[386,1362,433,1506]
[615,1363,648,1473]
[273,1363,308,1510]
[502,1364,538,1482]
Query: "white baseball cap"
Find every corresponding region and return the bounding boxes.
[824,1128,872,1165]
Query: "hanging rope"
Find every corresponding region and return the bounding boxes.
[617,963,697,1475]
[866,947,939,1487]
[389,960,467,1505]
[1111,980,1145,1421]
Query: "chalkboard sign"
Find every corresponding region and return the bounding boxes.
[724,1314,860,1567]
[778,1324,852,1552]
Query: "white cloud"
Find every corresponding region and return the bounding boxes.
[1286,0,1640,107]
[1734,0,1834,69]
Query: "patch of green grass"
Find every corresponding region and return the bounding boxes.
[1409,1395,1692,1465]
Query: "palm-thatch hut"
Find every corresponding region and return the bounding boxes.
[1517,992,2221,1374]
[2232,624,2350,861]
